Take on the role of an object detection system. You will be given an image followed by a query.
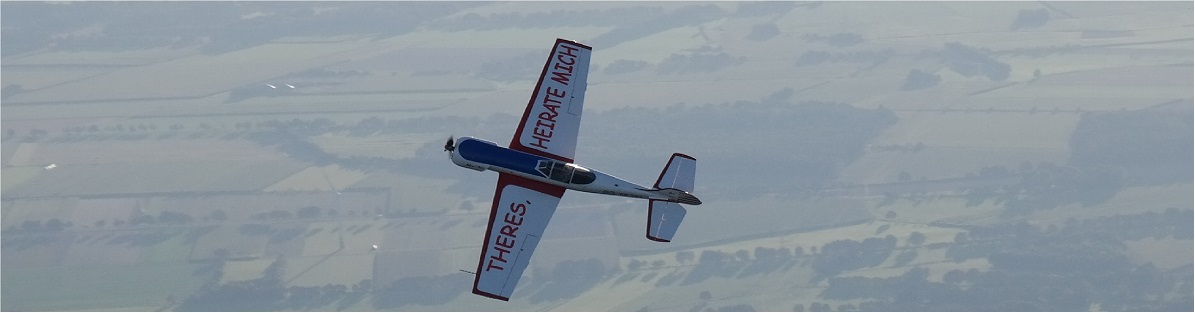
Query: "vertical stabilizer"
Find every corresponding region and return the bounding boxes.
[654,153,697,192]
[646,153,699,242]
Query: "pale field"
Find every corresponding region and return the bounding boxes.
[0,67,113,91]
[285,254,375,287]
[1,197,77,228]
[0,98,212,119]
[189,225,271,260]
[337,221,388,255]
[5,139,288,166]
[220,258,276,283]
[3,46,200,67]
[60,231,147,267]
[686,219,964,261]
[5,39,382,104]
[874,196,1006,226]
[1,232,74,268]
[369,27,614,51]
[1123,237,1194,270]
[350,172,463,213]
[1,160,308,198]
[308,133,439,160]
[263,164,370,192]
[843,253,993,283]
[139,229,199,263]
[301,221,345,257]
[1,166,44,192]
[143,192,353,224]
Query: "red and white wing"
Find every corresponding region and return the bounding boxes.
[472,173,565,301]
[509,38,592,163]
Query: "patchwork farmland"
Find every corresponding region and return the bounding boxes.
[2,1,1191,311]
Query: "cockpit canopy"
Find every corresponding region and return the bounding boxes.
[536,160,596,184]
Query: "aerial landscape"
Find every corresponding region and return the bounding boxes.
[1,1,1191,311]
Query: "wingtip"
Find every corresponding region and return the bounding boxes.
[472,289,511,301]
[555,38,593,50]
[646,235,671,243]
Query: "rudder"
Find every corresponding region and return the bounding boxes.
[654,153,697,192]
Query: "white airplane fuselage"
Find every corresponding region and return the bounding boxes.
[448,137,700,205]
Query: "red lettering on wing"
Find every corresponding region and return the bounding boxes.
[484,200,532,272]
[559,44,579,58]
[550,70,572,85]
[526,43,582,153]
[500,225,518,238]
[550,44,578,85]
[486,259,504,271]
[529,92,562,150]
[529,135,550,149]
[496,235,515,249]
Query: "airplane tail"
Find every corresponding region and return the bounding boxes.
[646,153,700,242]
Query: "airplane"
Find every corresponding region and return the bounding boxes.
[444,38,702,301]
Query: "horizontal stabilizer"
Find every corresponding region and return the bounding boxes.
[647,200,687,242]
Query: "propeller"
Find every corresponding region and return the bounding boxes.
[444,136,455,152]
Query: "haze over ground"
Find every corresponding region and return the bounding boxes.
[2,2,1191,311]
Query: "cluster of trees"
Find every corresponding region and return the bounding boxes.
[2,84,24,99]
[655,49,746,74]
[3,210,215,234]
[528,258,610,303]
[999,162,1123,216]
[747,23,781,42]
[901,69,941,90]
[603,59,652,75]
[822,209,1194,311]
[10,202,371,236]
[672,235,902,287]
[733,1,801,17]
[1010,8,1051,31]
[803,33,865,47]
[811,236,898,279]
[793,302,838,311]
[958,107,1191,217]
[870,142,927,153]
[587,4,725,48]
[940,42,1011,82]
[179,256,373,311]
[5,218,72,233]
[951,161,1125,215]
[1069,108,1193,185]
[427,6,665,32]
